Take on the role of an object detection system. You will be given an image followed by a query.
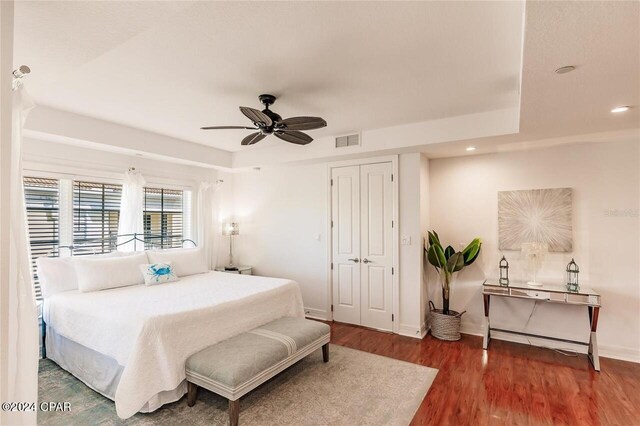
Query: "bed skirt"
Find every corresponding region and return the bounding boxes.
[45,326,186,413]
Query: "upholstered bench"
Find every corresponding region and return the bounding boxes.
[185,317,330,426]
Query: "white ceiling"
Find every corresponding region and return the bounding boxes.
[13,1,640,164]
[517,0,639,139]
[14,1,524,153]
[419,0,640,159]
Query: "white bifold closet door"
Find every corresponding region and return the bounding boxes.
[331,162,393,331]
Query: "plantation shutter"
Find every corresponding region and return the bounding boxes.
[24,177,60,300]
[143,187,184,249]
[73,181,122,255]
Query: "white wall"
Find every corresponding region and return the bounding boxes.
[23,138,217,187]
[25,106,232,169]
[397,153,425,336]
[232,163,329,319]
[428,140,640,362]
[419,154,430,331]
[231,154,426,336]
[233,107,520,168]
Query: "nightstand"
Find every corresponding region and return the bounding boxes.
[215,266,253,275]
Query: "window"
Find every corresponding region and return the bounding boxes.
[24,177,60,300]
[24,176,191,299]
[73,181,122,256]
[143,187,183,249]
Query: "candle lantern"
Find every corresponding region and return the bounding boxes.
[566,258,579,292]
[499,255,509,286]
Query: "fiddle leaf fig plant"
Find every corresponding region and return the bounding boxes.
[425,231,482,315]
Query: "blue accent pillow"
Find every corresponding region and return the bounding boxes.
[139,262,179,285]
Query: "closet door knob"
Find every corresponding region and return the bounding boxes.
[348,258,360,263]
[362,258,372,264]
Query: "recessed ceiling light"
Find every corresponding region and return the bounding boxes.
[466,146,476,152]
[555,65,576,74]
[611,106,631,113]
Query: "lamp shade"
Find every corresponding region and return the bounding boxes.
[222,222,239,236]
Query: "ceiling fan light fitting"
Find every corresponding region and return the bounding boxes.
[201,94,326,146]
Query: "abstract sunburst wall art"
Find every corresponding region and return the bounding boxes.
[498,188,573,252]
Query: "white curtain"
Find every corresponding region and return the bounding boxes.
[117,170,146,252]
[196,181,223,269]
[6,87,38,425]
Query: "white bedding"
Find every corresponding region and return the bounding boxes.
[44,271,304,419]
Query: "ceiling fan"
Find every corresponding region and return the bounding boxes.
[201,94,327,146]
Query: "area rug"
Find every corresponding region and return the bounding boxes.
[38,345,437,425]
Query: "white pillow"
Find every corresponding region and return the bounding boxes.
[146,247,208,277]
[37,251,125,298]
[37,257,78,298]
[75,253,149,293]
[139,262,179,286]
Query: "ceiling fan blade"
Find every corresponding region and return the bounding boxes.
[241,132,267,146]
[275,130,313,145]
[279,116,327,131]
[201,125,258,130]
[239,107,273,127]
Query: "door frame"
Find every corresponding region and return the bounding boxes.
[326,155,399,334]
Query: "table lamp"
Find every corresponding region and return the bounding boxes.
[521,242,548,287]
[223,222,239,270]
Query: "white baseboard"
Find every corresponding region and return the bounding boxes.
[460,324,640,364]
[398,323,424,339]
[599,344,640,363]
[460,323,484,337]
[304,307,328,321]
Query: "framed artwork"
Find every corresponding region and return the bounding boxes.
[498,188,572,252]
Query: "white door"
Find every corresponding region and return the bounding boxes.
[360,162,394,331]
[331,162,394,331]
[331,166,361,325]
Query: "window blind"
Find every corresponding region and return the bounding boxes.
[73,181,122,256]
[144,187,183,249]
[24,177,60,300]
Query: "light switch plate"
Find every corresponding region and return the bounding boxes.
[401,236,411,245]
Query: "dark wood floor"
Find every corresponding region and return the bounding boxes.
[329,322,640,426]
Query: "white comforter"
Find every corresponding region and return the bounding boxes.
[44,271,304,418]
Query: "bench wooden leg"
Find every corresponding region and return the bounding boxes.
[322,343,329,362]
[187,382,198,407]
[229,398,240,426]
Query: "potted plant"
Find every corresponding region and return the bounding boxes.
[425,231,482,341]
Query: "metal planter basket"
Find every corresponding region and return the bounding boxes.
[428,301,466,341]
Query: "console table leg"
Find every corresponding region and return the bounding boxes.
[588,331,600,371]
[588,306,601,372]
[483,294,491,350]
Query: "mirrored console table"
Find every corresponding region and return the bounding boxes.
[482,279,601,371]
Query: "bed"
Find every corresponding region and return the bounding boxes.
[42,259,304,419]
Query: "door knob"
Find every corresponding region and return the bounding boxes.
[348,258,360,263]
[362,258,372,264]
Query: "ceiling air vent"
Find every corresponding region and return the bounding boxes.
[335,133,360,148]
